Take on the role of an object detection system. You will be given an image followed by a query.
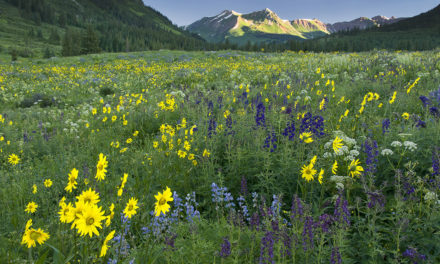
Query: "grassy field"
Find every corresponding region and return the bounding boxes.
[1,50,440,263]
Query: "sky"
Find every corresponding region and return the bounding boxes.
[143,0,439,26]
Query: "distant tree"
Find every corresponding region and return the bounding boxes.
[62,28,81,56]
[10,48,18,61]
[48,28,60,44]
[43,47,54,58]
[80,26,100,54]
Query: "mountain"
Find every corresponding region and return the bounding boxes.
[327,16,404,33]
[0,0,206,58]
[286,4,440,52]
[187,8,403,45]
[186,9,329,45]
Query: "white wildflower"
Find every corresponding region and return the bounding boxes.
[403,141,417,152]
[391,141,402,147]
[381,149,394,156]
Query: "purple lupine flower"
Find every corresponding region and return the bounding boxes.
[299,112,325,137]
[415,118,426,128]
[282,120,296,141]
[241,176,248,195]
[330,246,342,264]
[317,214,333,233]
[432,147,440,177]
[334,193,350,227]
[270,195,282,217]
[260,231,275,264]
[302,216,314,251]
[429,107,440,118]
[367,191,386,209]
[219,237,231,258]
[184,192,200,222]
[250,211,260,231]
[280,227,292,257]
[419,96,431,107]
[207,117,217,138]
[165,233,177,249]
[263,130,278,152]
[255,102,266,127]
[364,138,379,175]
[382,119,390,134]
[237,196,249,222]
[225,115,234,135]
[291,195,304,221]
[402,247,427,263]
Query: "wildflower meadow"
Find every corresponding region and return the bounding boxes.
[1,50,440,263]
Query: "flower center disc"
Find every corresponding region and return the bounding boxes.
[159,198,166,205]
[30,231,41,240]
[86,217,95,225]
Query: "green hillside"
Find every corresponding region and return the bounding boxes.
[0,0,206,58]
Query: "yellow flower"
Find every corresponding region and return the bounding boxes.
[44,179,52,188]
[154,187,173,217]
[389,91,397,104]
[117,173,128,197]
[299,132,313,143]
[348,159,364,178]
[76,204,105,237]
[153,141,159,149]
[301,163,316,182]
[67,201,86,229]
[183,141,191,151]
[188,153,195,161]
[223,110,230,119]
[8,153,20,165]
[59,202,73,223]
[25,202,38,214]
[332,161,338,175]
[332,136,343,153]
[76,188,100,205]
[105,203,115,227]
[318,169,324,184]
[402,112,410,120]
[92,108,97,115]
[123,197,139,219]
[65,168,78,193]
[177,150,187,158]
[100,230,115,257]
[203,149,210,158]
[111,115,117,122]
[126,138,133,144]
[133,131,139,137]
[21,228,50,248]
[32,184,37,194]
[95,153,108,182]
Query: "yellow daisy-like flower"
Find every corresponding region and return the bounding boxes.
[25,202,38,214]
[348,159,364,178]
[154,187,173,217]
[76,204,105,238]
[95,153,108,182]
[332,161,338,175]
[59,202,73,223]
[126,138,133,144]
[117,173,128,197]
[123,197,139,219]
[100,230,116,257]
[65,168,78,193]
[44,179,52,188]
[389,91,397,104]
[223,110,230,119]
[66,201,86,229]
[177,150,187,158]
[318,169,324,184]
[105,203,115,227]
[299,132,313,143]
[402,112,410,120]
[32,184,37,194]
[133,131,139,137]
[8,153,20,165]
[301,163,317,182]
[21,228,50,248]
[76,188,100,205]
[332,136,344,153]
[111,115,117,122]
[203,149,210,158]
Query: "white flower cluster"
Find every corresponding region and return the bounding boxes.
[323,131,359,161]
[381,149,394,156]
[424,191,438,203]
[403,141,417,152]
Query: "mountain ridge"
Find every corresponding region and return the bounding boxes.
[186,8,402,45]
